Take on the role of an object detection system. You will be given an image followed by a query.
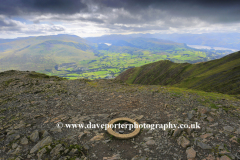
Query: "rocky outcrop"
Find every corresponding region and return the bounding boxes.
[0,71,240,159]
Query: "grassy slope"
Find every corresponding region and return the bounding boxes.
[0,34,231,80]
[0,34,87,52]
[115,51,240,95]
[0,38,96,72]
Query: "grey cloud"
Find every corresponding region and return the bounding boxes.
[0,0,240,34]
[0,17,21,31]
[50,16,105,24]
[1,0,240,23]
[0,0,87,16]
[0,17,18,27]
[0,15,65,33]
[48,25,65,32]
[89,0,240,24]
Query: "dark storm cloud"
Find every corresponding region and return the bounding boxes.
[91,0,240,24]
[1,0,240,22]
[0,0,87,16]
[0,0,240,34]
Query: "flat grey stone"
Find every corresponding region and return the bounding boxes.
[30,136,52,153]
[42,130,50,138]
[146,140,155,145]
[11,146,22,155]
[223,126,234,132]
[209,123,218,127]
[50,144,64,157]
[20,137,28,145]
[236,128,240,134]
[186,148,196,159]
[197,142,212,149]
[30,130,39,142]
[206,127,213,133]
[131,155,148,160]
[50,127,62,133]
[7,130,16,136]
[69,148,79,156]
[5,134,20,145]
[78,132,86,140]
[218,144,224,150]
[14,121,25,129]
[143,137,153,141]
[187,112,194,120]
[173,128,183,137]
[177,136,190,148]
[83,144,90,150]
[12,143,18,149]
[37,148,47,159]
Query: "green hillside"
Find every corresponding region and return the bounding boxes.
[0,34,232,80]
[0,34,87,52]
[115,51,240,95]
[0,36,97,72]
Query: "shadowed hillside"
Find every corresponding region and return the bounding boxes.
[115,51,240,95]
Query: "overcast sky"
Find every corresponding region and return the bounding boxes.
[0,0,240,38]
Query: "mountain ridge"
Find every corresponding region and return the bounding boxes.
[91,33,240,50]
[115,51,240,95]
[0,34,233,79]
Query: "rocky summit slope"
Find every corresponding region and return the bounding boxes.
[0,70,240,160]
[115,51,240,95]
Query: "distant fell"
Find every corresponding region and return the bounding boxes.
[87,36,189,54]
[0,34,88,52]
[0,35,97,72]
[115,51,240,95]
[0,34,233,79]
[86,36,184,49]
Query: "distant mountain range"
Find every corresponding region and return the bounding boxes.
[87,37,187,54]
[116,51,240,95]
[0,34,235,79]
[91,33,240,50]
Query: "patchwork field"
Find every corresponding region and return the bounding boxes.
[40,48,229,80]
[0,34,232,80]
